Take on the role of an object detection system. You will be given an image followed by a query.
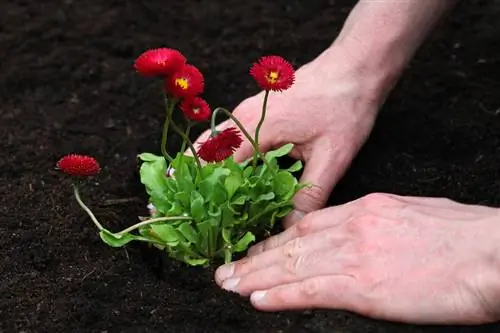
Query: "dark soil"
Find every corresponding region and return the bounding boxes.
[1,0,500,332]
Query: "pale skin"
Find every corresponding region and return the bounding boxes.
[192,0,500,325]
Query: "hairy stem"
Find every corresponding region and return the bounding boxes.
[73,184,104,231]
[117,216,193,236]
[224,247,232,264]
[253,90,270,169]
[163,96,203,170]
[210,107,275,174]
[180,123,192,154]
[160,97,176,163]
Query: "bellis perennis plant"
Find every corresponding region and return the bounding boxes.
[57,48,307,266]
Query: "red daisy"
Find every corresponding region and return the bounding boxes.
[165,64,204,99]
[180,97,211,122]
[249,55,295,92]
[134,48,187,77]
[56,154,101,177]
[197,127,243,162]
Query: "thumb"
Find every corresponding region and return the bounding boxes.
[282,148,338,229]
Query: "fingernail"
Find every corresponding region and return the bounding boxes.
[251,290,266,303]
[221,277,240,291]
[216,264,234,281]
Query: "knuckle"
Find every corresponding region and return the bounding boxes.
[262,235,280,252]
[296,185,327,209]
[347,213,378,235]
[296,217,313,236]
[282,238,302,258]
[360,192,400,209]
[299,278,320,298]
[284,254,305,276]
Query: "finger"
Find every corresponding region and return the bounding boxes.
[221,240,350,296]
[248,201,359,256]
[282,143,340,228]
[249,275,358,312]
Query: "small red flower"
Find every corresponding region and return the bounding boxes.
[56,154,101,177]
[197,127,243,162]
[134,48,186,77]
[165,64,204,99]
[180,97,211,122]
[249,55,295,91]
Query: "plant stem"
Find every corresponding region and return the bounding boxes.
[253,90,270,169]
[161,97,176,164]
[224,247,232,264]
[163,96,203,170]
[211,107,275,174]
[73,184,104,231]
[116,216,192,236]
[246,201,293,225]
[180,122,192,154]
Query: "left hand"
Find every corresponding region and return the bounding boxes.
[214,193,500,325]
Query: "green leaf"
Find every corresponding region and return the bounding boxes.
[265,143,294,161]
[138,152,163,162]
[178,222,198,243]
[197,221,212,257]
[232,232,256,252]
[224,174,242,200]
[223,157,244,173]
[99,230,149,247]
[190,191,205,221]
[222,228,231,243]
[273,171,298,199]
[139,159,168,200]
[231,194,247,205]
[150,224,180,243]
[174,162,195,193]
[255,192,275,203]
[174,191,190,208]
[286,160,303,173]
[184,257,209,266]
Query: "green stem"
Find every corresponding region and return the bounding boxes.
[160,98,176,163]
[211,107,275,174]
[116,216,192,236]
[180,122,192,154]
[73,184,104,231]
[163,97,203,171]
[246,201,293,225]
[224,247,232,264]
[253,90,270,169]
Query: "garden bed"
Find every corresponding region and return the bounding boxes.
[1,0,500,332]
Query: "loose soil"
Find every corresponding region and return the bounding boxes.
[1,0,500,332]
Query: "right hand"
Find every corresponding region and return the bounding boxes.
[193,45,394,227]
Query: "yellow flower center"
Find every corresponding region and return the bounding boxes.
[266,70,279,84]
[175,78,189,90]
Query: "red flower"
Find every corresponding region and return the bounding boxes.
[134,48,186,77]
[180,97,211,122]
[57,154,101,177]
[249,55,295,91]
[197,127,243,162]
[165,64,204,99]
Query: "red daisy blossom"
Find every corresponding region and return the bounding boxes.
[197,127,243,162]
[165,64,204,99]
[134,48,187,77]
[56,154,101,177]
[249,55,295,92]
[180,97,211,122]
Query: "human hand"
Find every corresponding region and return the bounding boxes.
[192,46,390,227]
[214,193,500,325]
